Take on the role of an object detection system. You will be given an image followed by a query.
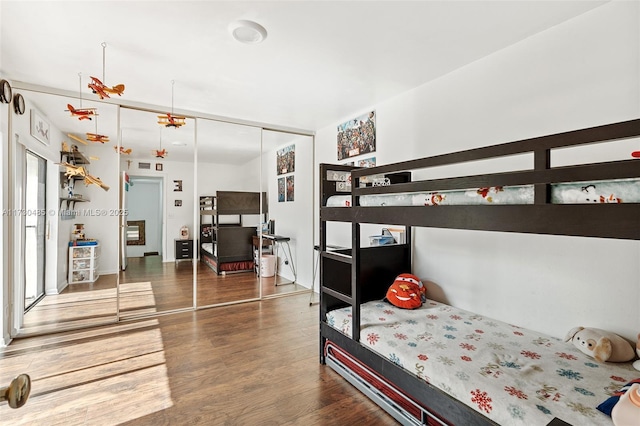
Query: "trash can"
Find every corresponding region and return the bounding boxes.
[260,254,276,277]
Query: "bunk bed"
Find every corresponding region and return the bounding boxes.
[319,118,640,426]
[199,191,267,274]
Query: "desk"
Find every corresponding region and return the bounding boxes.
[262,234,296,285]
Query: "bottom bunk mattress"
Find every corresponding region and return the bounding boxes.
[326,300,639,426]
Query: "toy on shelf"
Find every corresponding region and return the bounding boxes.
[564,326,636,363]
[72,223,85,241]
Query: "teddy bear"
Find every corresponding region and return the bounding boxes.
[564,327,635,363]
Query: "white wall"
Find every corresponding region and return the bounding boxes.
[315,1,640,341]
[263,135,314,287]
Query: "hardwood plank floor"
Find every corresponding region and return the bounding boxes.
[21,255,311,334]
[1,294,397,425]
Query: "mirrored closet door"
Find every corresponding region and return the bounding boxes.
[195,118,264,306]
[118,107,195,318]
[11,89,119,335]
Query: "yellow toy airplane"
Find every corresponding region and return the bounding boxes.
[86,133,109,143]
[57,162,109,191]
[114,146,132,155]
[83,174,110,191]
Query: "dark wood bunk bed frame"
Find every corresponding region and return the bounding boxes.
[318,118,640,426]
[199,191,267,274]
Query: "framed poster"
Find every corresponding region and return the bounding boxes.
[337,110,375,161]
[277,144,295,175]
[278,177,285,202]
[286,175,295,202]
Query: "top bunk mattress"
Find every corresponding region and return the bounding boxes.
[326,178,640,207]
[326,299,638,426]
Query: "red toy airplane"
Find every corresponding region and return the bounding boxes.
[153,148,169,158]
[157,113,186,128]
[88,76,125,100]
[153,148,168,158]
[66,104,97,120]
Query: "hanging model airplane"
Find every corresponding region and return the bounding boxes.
[114,146,132,155]
[157,113,186,128]
[57,162,109,191]
[66,104,97,120]
[85,133,109,143]
[153,148,168,158]
[88,76,125,100]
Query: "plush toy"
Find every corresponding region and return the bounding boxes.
[634,333,640,371]
[564,327,636,363]
[384,273,426,309]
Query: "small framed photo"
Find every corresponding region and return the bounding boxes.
[30,109,51,146]
[156,163,163,171]
[175,200,182,207]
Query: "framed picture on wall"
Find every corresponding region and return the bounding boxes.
[30,108,50,146]
[278,177,285,202]
[276,144,295,175]
[337,110,375,161]
[156,163,163,171]
[286,175,295,202]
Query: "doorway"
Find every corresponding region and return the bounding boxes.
[24,151,46,312]
[126,176,163,259]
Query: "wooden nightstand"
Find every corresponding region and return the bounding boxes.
[175,238,193,267]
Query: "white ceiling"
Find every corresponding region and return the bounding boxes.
[1,1,606,162]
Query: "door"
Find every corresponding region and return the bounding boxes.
[24,151,46,311]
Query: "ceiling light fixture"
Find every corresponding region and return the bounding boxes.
[229,20,267,44]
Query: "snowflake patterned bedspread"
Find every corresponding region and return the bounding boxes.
[326,299,639,426]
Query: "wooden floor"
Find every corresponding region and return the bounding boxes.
[21,256,311,335]
[1,293,397,425]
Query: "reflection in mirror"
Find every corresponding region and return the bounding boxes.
[11,89,119,335]
[118,107,195,318]
[126,220,145,245]
[261,130,313,298]
[196,119,264,306]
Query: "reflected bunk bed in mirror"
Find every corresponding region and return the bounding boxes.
[319,118,640,426]
[199,191,268,275]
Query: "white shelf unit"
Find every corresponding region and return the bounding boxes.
[68,243,100,284]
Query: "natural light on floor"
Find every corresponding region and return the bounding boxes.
[0,319,173,425]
